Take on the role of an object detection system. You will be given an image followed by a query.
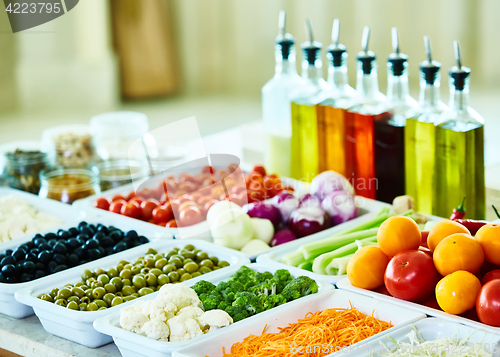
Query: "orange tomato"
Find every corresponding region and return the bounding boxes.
[433,233,484,276]
[427,220,471,253]
[475,223,500,265]
[347,246,390,290]
[435,270,481,314]
[377,216,421,257]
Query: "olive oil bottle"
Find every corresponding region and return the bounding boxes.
[434,41,485,219]
[405,36,447,214]
[290,19,330,182]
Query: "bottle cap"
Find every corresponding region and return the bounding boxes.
[387,28,408,76]
[301,19,322,65]
[275,10,294,60]
[357,26,376,75]
[449,41,470,91]
[327,19,347,67]
[419,36,441,85]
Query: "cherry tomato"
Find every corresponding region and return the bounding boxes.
[179,173,197,184]
[210,186,224,199]
[121,201,141,219]
[263,176,283,197]
[166,219,178,228]
[231,185,246,195]
[476,280,500,327]
[126,191,137,201]
[95,197,110,210]
[129,196,143,205]
[179,206,203,227]
[178,201,199,212]
[227,163,239,173]
[141,200,159,221]
[481,269,500,285]
[157,222,167,227]
[228,193,246,206]
[152,206,172,224]
[246,172,263,185]
[384,250,440,303]
[177,181,197,193]
[247,189,267,203]
[112,194,127,202]
[109,199,126,213]
[248,181,263,192]
[177,195,193,205]
[167,200,178,215]
[201,165,214,174]
[204,199,219,213]
[252,165,266,177]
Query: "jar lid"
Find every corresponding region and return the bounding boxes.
[0,141,52,165]
[90,111,149,139]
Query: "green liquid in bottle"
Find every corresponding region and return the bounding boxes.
[291,102,319,182]
[434,124,485,219]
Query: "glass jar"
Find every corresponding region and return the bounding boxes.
[97,160,148,192]
[39,168,100,204]
[0,141,52,194]
[41,124,97,169]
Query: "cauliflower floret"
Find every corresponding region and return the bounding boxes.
[157,284,202,310]
[197,310,233,333]
[140,319,170,341]
[120,305,149,334]
[167,315,204,342]
[149,300,177,322]
[176,306,204,319]
[140,300,153,318]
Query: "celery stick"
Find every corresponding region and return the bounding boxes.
[325,255,354,275]
[298,261,313,271]
[337,211,391,235]
[311,237,378,274]
[281,250,306,267]
[299,228,379,260]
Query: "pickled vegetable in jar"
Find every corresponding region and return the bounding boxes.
[97,160,148,191]
[39,168,100,204]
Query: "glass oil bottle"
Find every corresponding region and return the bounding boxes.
[375,28,419,203]
[316,19,356,176]
[345,27,392,199]
[434,41,485,219]
[290,19,330,182]
[405,36,447,214]
[262,11,306,178]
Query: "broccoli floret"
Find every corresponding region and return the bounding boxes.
[199,290,223,310]
[218,300,230,310]
[224,305,250,322]
[191,280,216,296]
[255,271,273,283]
[215,280,245,303]
[274,269,293,284]
[232,291,264,315]
[230,266,257,289]
[281,276,319,302]
[250,280,277,296]
[261,294,287,310]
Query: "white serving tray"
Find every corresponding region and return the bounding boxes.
[15,239,250,348]
[323,317,500,356]
[337,277,500,335]
[0,187,85,243]
[172,288,426,357]
[0,216,166,319]
[93,262,334,357]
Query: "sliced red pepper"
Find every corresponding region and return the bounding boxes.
[450,196,466,220]
[453,219,488,235]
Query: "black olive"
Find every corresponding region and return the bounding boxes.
[12,249,26,261]
[67,254,79,266]
[100,237,113,248]
[97,246,105,255]
[30,248,39,256]
[47,261,58,273]
[23,261,36,274]
[2,264,16,277]
[0,255,5,263]
[20,273,34,282]
[35,262,45,270]
[33,237,47,247]
[66,238,79,250]
[97,225,109,234]
[53,253,66,265]
[138,236,149,244]
[45,232,57,240]
[80,227,92,236]
[53,265,68,273]
[125,230,138,240]
[85,239,99,249]
[0,273,7,283]
[25,241,34,249]
[25,253,37,262]
[6,276,18,283]
[78,221,88,230]
[89,224,97,232]
[104,247,114,255]
[132,241,142,248]
[47,239,57,247]
[5,249,13,256]
[87,249,102,260]
[73,248,85,259]
[1,256,15,266]
[113,242,128,253]
[80,260,88,265]
[92,232,104,241]
[68,227,79,237]
[38,243,51,251]
[109,231,122,241]
[32,233,43,241]
[76,233,89,242]
[18,244,29,251]
[35,270,46,279]
[53,242,67,255]
[37,250,52,264]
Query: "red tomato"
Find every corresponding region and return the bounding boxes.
[227,163,239,173]
[157,222,167,227]
[481,269,500,285]
[112,194,127,202]
[152,206,172,224]
[179,173,197,184]
[263,176,283,197]
[204,199,219,213]
[166,219,178,228]
[177,195,193,205]
[109,199,126,213]
[141,200,159,221]
[179,206,203,227]
[178,201,199,212]
[95,197,110,210]
[252,165,266,177]
[246,172,264,186]
[129,196,143,205]
[121,201,141,219]
[384,250,440,303]
[247,189,267,203]
[126,191,137,201]
[177,181,197,193]
[420,231,429,248]
[476,280,500,327]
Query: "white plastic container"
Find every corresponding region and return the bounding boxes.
[172,288,426,357]
[93,262,334,356]
[318,318,500,356]
[0,217,164,319]
[15,239,250,348]
[337,277,500,334]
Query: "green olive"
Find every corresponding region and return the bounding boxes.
[49,288,59,298]
[156,285,162,291]
[116,291,123,297]
[111,296,124,306]
[122,296,137,302]
[122,278,132,286]
[183,258,194,264]
[132,275,146,289]
[119,269,132,280]
[131,293,140,298]
[103,293,115,306]
[145,273,157,286]
[138,287,154,296]
[209,256,219,265]
[162,264,176,274]
[180,250,195,259]
[176,268,186,276]
[191,271,201,278]
[92,287,106,299]
[107,267,118,278]
[157,274,170,285]
[81,296,90,304]
[86,277,96,285]
[57,288,72,300]
[180,273,193,282]
[140,267,151,275]
[38,293,54,302]
[196,252,209,261]
[172,247,179,253]
[110,277,124,291]
[87,302,98,311]
[153,254,163,261]
[98,307,107,311]
[91,281,103,289]
[149,268,162,277]
[79,303,88,311]
[74,281,84,287]
[192,249,201,256]
[72,287,85,298]
[67,301,79,310]
[200,259,213,268]
[165,250,176,259]
[116,264,124,273]
[80,285,89,291]
[85,289,93,299]
[199,266,212,274]
[64,283,73,289]
[131,266,142,275]
[168,271,179,282]
[97,274,110,285]
[122,286,136,296]
[118,260,129,266]
[94,299,108,308]
[104,283,117,293]
[68,296,80,303]
[212,266,220,271]
[144,258,155,268]
[95,268,106,276]
[154,258,168,270]
[55,299,67,307]
[184,244,195,251]
[184,262,199,273]
[218,261,230,268]
[169,258,183,269]
[81,269,93,280]
[123,264,133,271]
[146,248,157,255]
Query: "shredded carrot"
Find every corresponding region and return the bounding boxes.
[221,302,393,357]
